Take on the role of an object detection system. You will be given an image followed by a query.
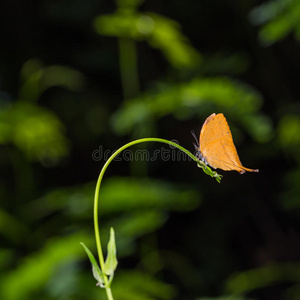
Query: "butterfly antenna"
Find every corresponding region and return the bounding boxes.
[191,130,200,152]
[191,130,199,145]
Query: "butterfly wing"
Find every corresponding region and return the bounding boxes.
[199,113,259,174]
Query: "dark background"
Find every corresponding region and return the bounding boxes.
[1,0,300,300]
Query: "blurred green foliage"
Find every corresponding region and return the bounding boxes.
[113,270,176,300]
[31,177,199,217]
[94,4,201,69]
[279,168,300,211]
[226,263,300,298]
[250,0,300,45]
[0,59,86,164]
[0,233,93,300]
[0,102,68,163]
[0,0,299,299]
[197,297,252,300]
[111,77,272,143]
[19,59,86,102]
[278,114,300,160]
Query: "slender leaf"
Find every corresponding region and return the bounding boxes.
[80,242,104,286]
[104,228,118,276]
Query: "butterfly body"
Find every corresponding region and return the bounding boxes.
[195,113,259,174]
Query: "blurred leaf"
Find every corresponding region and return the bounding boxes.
[0,102,69,164]
[0,248,14,270]
[45,259,82,299]
[250,0,300,45]
[0,209,29,243]
[99,177,200,214]
[197,296,254,300]
[116,0,144,9]
[25,177,200,258]
[24,182,94,221]
[113,270,176,300]
[0,232,93,300]
[113,210,166,239]
[241,113,273,144]
[104,227,118,276]
[278,114,300,160]
[20,59,44,79]
[106,210,178,260]
[111,77,272,143]
[80,242,104,286]
[279,168,300,210]
[225,263,300,295]
[284,284,300,300]
[19,59,86,102]
[94,11,201,69]
[200,52,250,75]
[28,177,200,219]
[103,210,168,258]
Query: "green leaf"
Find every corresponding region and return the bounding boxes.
[92,265,105,287]
[225,262,300,295]
[250,0,300,45]
[19,60,86,101]
[104,228,118,276]
[110,77,271,143]
[80,242,104,286]
[113,270,176,299]
[94,11,201,69]
[0,233,93,300]
[0,102,69,163]
[196,160,222,183]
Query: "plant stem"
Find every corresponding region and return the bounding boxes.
[93,138,221,299]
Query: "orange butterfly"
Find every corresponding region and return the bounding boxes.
[193,113,259,174]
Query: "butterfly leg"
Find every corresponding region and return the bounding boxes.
[201,155,208,169]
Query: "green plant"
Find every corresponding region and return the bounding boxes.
[81,138,221,300]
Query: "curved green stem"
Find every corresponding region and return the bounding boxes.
[93,138,221,299]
